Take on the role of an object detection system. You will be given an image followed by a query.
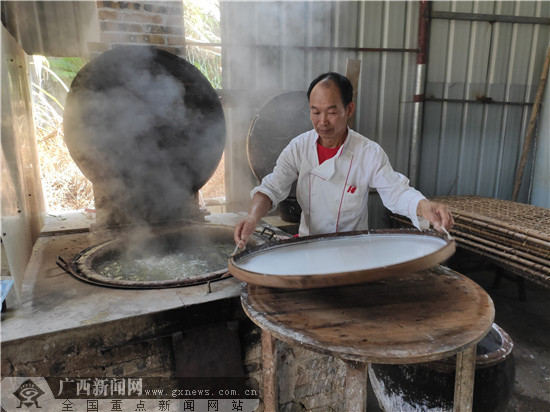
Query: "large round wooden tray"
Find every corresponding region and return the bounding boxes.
[228,229,455,289]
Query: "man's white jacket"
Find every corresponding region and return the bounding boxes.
[251,128,428,236]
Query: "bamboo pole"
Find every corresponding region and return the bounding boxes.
[456,239,550,288]
[512,46,550,201]
[432,196,550,242]
[452,222,550,259]
[452,213,550,245]
[454,236,550,274]
[389,214,550,257]
[454,230,550,267]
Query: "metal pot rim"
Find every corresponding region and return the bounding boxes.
[67,224,241,289]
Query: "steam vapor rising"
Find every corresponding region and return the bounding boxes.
[63,45,226,229]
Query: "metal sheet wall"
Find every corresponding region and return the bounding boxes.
[221,1,421,218]
[419,1,550,202]
[222,1,549,219]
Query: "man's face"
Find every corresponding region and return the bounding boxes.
[309,80,354,148]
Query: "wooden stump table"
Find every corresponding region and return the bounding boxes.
[241,265,494,412]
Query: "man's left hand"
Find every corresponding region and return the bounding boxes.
[417,199,454,231]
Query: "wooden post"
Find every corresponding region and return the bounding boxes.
[453,345,477,412]
[261,330,278,412]
[512,45,550,201]
[344,360,368,412]
[345,59,362,129]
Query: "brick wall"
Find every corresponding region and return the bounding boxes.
[88,1,186,59]
[242,330,348,412]
[3,302,350,411]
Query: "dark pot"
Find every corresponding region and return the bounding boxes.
[278,197,302,223]
[369,323,515,412]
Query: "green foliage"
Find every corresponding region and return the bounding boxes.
[188,46,222,89]
[47,57,86,86]
[184,0,220,42]
[184,0,222,89]
[30,55,94,212]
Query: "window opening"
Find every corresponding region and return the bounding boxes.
[31,0,225,216]
[30,55,93,215]
[184,0,225,212]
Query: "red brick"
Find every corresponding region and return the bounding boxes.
[97,1,118,10]
[100,32,132,43]
[97,1,131,10]
[102,32,164,45]
[166,35,186,46]
[141,34,166,45]
[143,24,183,36]
[143,2,182,16]
[118,2,131,10]
[121,11,163,24]
[98,9,119,21]
[143,24,168,34]
[101,21,144,33]
[109,43,153,51]
[87,42,111,53]
[101,32,166,45]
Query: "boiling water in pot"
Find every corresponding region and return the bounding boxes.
[93,242,235,282]
[66,225,255,288]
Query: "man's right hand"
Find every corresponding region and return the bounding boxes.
[233,192,273,247]
[234,215,260,249]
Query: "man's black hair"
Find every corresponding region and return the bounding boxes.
[307,72,353,107]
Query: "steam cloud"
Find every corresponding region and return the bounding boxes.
[63,45,225,230]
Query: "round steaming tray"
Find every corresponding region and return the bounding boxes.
[247,91,311,182]
[246,91,311,223]
[228,229,456,289]
[64,46,225,192]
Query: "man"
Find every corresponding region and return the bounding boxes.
[234,72,454,247]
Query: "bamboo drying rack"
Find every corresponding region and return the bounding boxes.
[390,195,550,289]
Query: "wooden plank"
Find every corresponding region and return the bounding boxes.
[261,330,278,412]
[453,345,477,412]
[243,266,494,412]
[345,58,362,129]
[242,266,494,364]
[512,46,550,200]
[344,360,368,412]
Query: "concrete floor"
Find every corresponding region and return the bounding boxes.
[365,249,550,412]
[1,212,250,343]
[449,250,550,412]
